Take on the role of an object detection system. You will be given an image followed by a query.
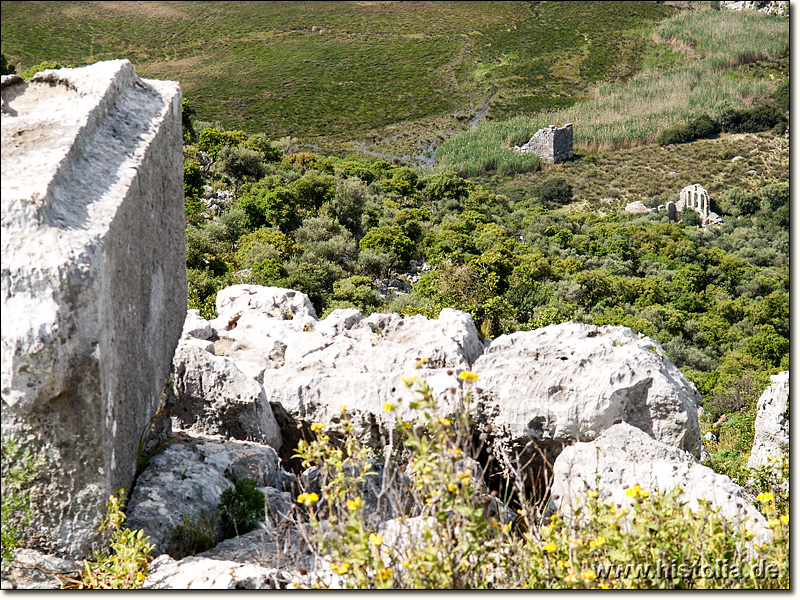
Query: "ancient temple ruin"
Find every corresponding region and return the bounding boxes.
[515,123,574,164]
[676,183,723,226]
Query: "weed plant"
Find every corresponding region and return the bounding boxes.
[1,437,43,564]
[76,490,154,589]
[290,374,789,589]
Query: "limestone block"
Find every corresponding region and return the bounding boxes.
[472,323,702,457]
[168,341,282,449]
[550,423,770,544]
[1,60,184,556]
[748,371,789,469]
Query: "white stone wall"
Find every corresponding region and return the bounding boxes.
[1,60,185,556]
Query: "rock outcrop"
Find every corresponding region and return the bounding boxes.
[126,434,295,556]
[1,60,185,556]
[472,323,702,457]
[747,371,789,469]
[549,423,770,543]
[175,286,701,473]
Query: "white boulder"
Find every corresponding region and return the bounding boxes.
[748,371,789,469]
[550,423,770,544]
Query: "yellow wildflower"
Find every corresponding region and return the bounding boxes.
[756,492,775,504]
[625,484,648,499]
[346,497,363,511]
[448,483,458,493]
[587,490,599,499]
[589,537,606,549]
[438,417,451,427]
[310,423,325,432]
[331,562,350,575]
[542,543,557,553]
[384,402,395,412]
[581,569,596,582]
[369,532,383,546]
[781,515,789,523]
[402,376,417,386]
[458,370,479,381]
[768,518,781,529]
[298,492,319,506]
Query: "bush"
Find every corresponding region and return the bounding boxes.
[182,98,196,143]
[1,437,43,564]
[216,145,267,184]
[680,207,702,227]
[243,133,283,163]
[359,225,416,270]
[537,177,573,205]
[19,60,63,80]
[0,52,16,75]
[656,126,692,146]
[686,113,720,139]
[771,81,789,113]
[218,478,266,539]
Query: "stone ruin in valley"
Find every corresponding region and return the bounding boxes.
[625,183,723,226]
[514,123,574,164]
[677,183,723,226]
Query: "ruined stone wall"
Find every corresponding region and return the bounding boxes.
[515,123,573,163]
[1,60,186,557]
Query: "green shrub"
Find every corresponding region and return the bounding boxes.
[243,133,283,163]
[182,98,196,143]
[1,437,43,564]
[79,490,154,589]
[251,258,287,286]
[687,113,720,139]
[537,177,573,205]
[20,60,64,80]
[657,126,692,146]
[173,512,218,560]
[770,81,789,113]
[0,52,16,75]
[218,478,266,539]
[359,225,416,270]
[216,145,267,183]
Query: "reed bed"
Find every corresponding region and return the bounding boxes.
[436,8,787,176]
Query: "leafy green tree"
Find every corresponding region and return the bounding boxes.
[359,225,416,271]
[216,145,267,184]
[328,275,382,315]
[382,166,420,198]
[290,170,335,212]
[236,184,301,231]
[250,259,287,287]
[537,177,573,205]
[425,171,474,206]
[243,133,283,163]
[182,98,196,143]
[680,207,702,227]
[1,53,16,75]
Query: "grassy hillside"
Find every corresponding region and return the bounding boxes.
[1,0,676,149]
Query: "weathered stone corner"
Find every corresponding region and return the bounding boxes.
[1,60,186,557]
